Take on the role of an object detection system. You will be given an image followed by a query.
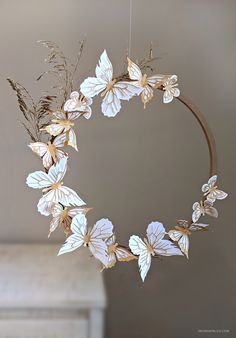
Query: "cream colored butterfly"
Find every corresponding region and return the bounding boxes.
[42,110,78,151]
[127,58,166,108]
[80,50,142,117]
[26,157,85,216]
[64,91,93,120]
[192,199,218,223]
[201,175,228,202]
[168,220,209,259]
[129,221,183,282]
[28,135,67,170]
[58,215,114,267]
[162,75,180,103]
[105,234,136,269]
[48,203,92,237]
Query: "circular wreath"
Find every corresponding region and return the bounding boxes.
[8,42,228,282]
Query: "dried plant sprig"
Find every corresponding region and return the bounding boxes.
[37,40,85,108]
[7,78,52,141]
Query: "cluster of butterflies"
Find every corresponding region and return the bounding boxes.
[25,49,228,282]
[167,175,228,261]
[80,49,180,116]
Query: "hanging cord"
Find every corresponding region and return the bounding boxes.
[128,0,133,57]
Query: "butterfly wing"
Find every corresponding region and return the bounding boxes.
[53,134,67,148]
[90,218,114,240]
[147,222,183,257]
[28,142,48,157]
[95,49,113,82]
[68,207,91,218]
[138,250,152,282]
[107,252,117,268]
[163,75,180,103]
[89,215,113,266]
[52,111,67,120]
[57,213,87,255]
[64,91,80,112]
[177,220,189,229]
[113,81,142,101]
[168,229,183,242]
[202,175,217,193]
[146,221,165,246]
[43,123,65,136]
[67,129,78,151]
[188,223,209,231]
[204,200,218,218]
[101,90,121,117]
[101,81,142,117]
[57,186,86,207]
[80,77,107,98]
[47,157,67,183]
[147,74,166,88]
[178,234,189,259]
[127,58,142,81]
[28,143,52,169]
[26,170,53,189]
[51,203,63,217]
[115,246,136,262]
[129,235,151,282]
[43,152,54,169]
[207,189,228,202]
[163,87,180,103]
[141,85,154,108]
[192,202,202,223]
[80,50,113,98]
[48,215,60,237]
[52,133,70,156]
[37,197,54,216]
[88,238,109,266]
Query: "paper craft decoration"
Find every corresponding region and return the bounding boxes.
[8,42,228,282]
[129,222,183,281]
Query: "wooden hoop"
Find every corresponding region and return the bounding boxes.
[171,93,217,177]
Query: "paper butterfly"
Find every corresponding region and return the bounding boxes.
[42,110,79,151]
[162,75,180,103]
[192,199,218,223]
[48,203,92,237]
[201,175,228,202]
[127,58,166,108]
[168,220,209,258]
[80,50,142,117]
[129,221,183,282]
[26,157,85,216]
[105,234,136,268]
[28,136,67,169]
[64,91,93,120]
[58,215,113,267]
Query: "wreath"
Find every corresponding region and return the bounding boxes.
[8,41,228,282]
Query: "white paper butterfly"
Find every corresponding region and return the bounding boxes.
[192,199,218,223]
[162,75,180,103]
[48,203,92,237]
[80,50,142,117]
[58,215,114,267]
[64,91,93,120]
[127,58,166,108]
[201,175,228,202]
[28,136,67,169]
[168,220,209,258]
[129,221,183,282]
[26,157,85,216]
[42,110,79,151]
[105,234,136,268]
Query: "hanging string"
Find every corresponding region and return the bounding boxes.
[128,0,133,57]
